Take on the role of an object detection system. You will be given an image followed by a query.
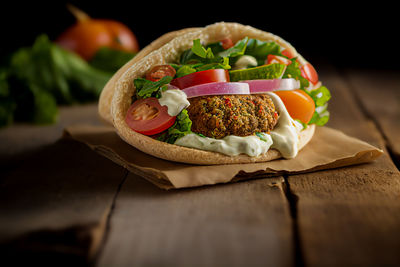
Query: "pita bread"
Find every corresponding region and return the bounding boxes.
[108,22,316,165]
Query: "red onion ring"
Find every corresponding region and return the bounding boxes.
[241,78,300,93]
[181,82,250,98]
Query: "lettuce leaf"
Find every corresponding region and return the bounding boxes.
[282,58,309,89]
[244,39,282,66]
[175,65,197,78]
[305,85,331,126]
[217,37,248,58]
[157,109,192,144]
[191,39,215,59]
[176,38,249,74]
[134,76,172,99]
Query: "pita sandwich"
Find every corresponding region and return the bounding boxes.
[101,22,330,165]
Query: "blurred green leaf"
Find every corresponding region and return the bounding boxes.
[0,34,129,127]
[90,47,136,72]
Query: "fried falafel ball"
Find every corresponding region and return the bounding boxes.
[187,94,279,139]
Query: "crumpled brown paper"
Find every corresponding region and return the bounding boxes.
[63,125,383,189]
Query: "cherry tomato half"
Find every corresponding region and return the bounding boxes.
[221,38,234,49]
[281,49,295,59]
[301,63,319,85]
[274,89,315,124]
[146,65,176,82]
[170,69,230,89]
[266,54,292,66]
[125,98,176,136]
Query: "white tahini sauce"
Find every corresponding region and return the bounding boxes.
[267,92,303,158]
[173,92,303,158]
[175,133,273,157]
[158,89,190,116]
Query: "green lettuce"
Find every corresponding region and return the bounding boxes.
[157,109,192,144]
[282,58,310,89]
[176,38,249,75]
[243,39,282,66]
[305,86,331,126]
[134,76,172,100]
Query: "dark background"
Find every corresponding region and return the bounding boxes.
[2,1,398,70]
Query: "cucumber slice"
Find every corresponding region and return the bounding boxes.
[229,63,286,82]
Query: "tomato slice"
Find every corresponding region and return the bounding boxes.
[274,89,315,124]
[170,69,230,89]
[301,63,319,85]
[221,38,234,49]
[146,65,176,82]
[281,49,295,59]
[125,98,176,136]
[266,54,292,66]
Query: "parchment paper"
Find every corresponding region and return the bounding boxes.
[63,125,383,189]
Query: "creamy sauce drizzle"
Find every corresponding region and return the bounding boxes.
[174,92,303,158]
[267,92,302,158]
[158,89,190,116]
[175,133,273,157]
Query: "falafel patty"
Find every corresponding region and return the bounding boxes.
[187,94,279,139]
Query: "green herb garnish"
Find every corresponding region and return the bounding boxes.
[255,132,268,142]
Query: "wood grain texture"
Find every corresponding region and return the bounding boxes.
[287,67,400,266]
[97,174,294,267]
[0,104,126,265]
[0,104,103,164]
[344,69,400,163]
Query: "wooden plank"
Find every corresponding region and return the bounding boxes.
[0,139,127,265]
[0,103,102,165]
[344,68,400,163]
[97,174,295,267]
[287,66,400,266]
[0,103,126,265]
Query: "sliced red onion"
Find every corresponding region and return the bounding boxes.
[241,78,300,94]
[278,78,300,90]
[182,82,250,98]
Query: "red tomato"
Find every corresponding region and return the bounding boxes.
[146,65,176,82]
[301,63,319,85]
[56,6,139,60]
[170,69,230,89]
[125,98,176,136]
[221,38,234,49]
[281,49,295,59]
[266,54,292,66]
[274,89,315,124]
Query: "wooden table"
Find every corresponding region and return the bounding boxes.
[1,66,399,266]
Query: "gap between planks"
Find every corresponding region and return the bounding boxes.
[340,68,400,170]
[285,65,400,266]
[91,169,129,265]
[95,174,299,267]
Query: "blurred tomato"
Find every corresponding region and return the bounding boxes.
[56,5,139,60]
